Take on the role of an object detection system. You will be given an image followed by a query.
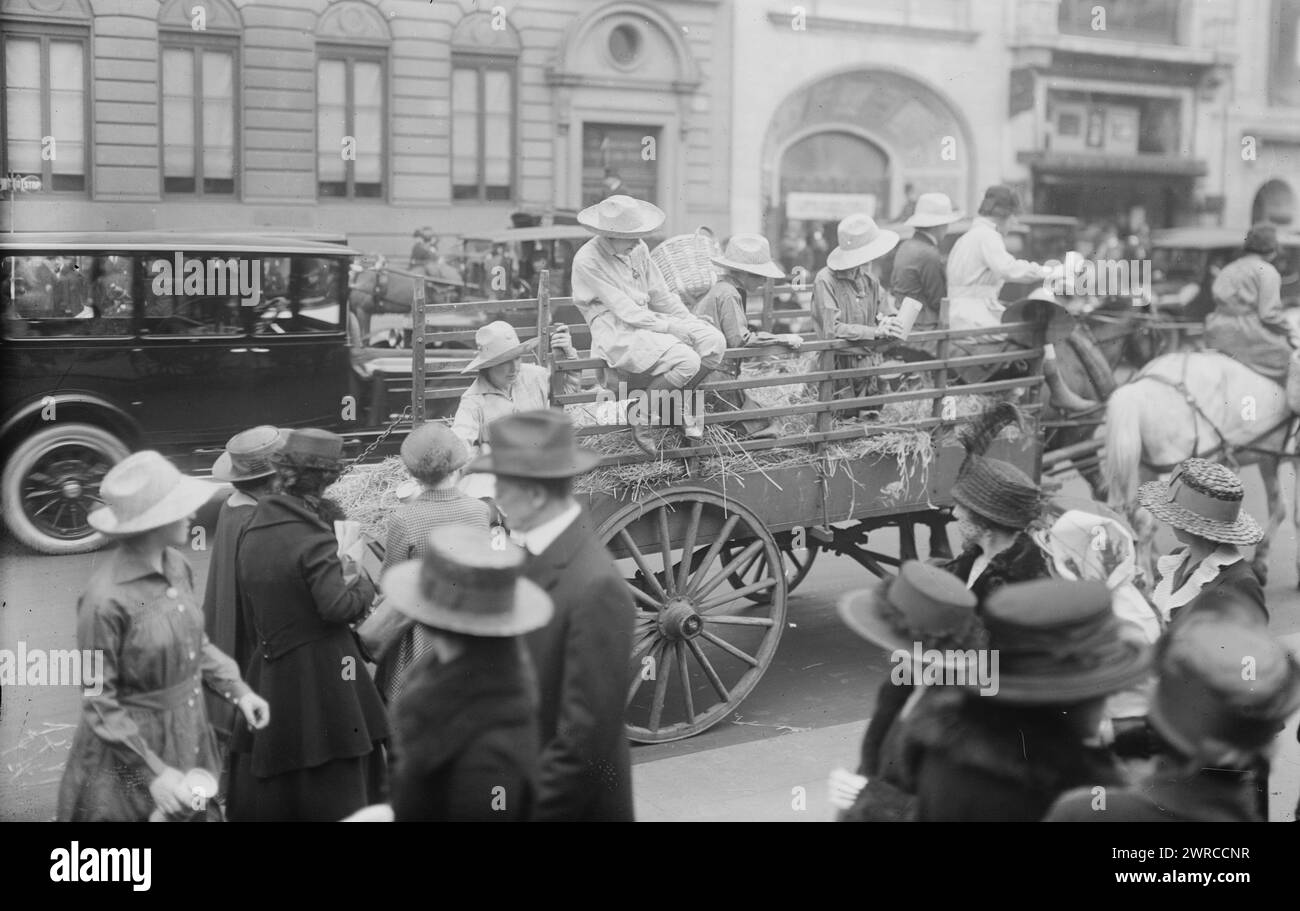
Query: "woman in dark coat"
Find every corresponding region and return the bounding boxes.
[226,429,389,822]
[58,451,269,822]
[896,579,1152,821]
[383,525,552,821]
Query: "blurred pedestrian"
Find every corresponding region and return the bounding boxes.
[891,183,919,223]
[1138,458,1267,629]
[896,579,1151,821]
[833,561,983,821]
[473,410,635,820]
[383,526,552,821]
[202,425,284,761]
[409,227,436,271]
[892,193,962,337]
[226,429,389,821]
[1047,617,1300,822]
[375,423,491,703]
[1205,223,1298,381]
[58,452,269,821]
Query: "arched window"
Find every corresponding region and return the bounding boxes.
[158,0,242,197]
[1,0,93,193]
[315,1,391,199]
[451,12,521,202]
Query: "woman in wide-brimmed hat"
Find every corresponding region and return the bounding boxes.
[896,578,1151,821]
[1048,616,1300,822]
[691,233,805,438]
[57,451,270,821]
[226,429,389,821]
[1139,457,1267,630]
[451,321,581,498]
[383,525,553,820]
[373,422,492,703]
[939,403,1051,602]
[833,561,984,822]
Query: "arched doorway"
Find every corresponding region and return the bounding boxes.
[1252,179,1296,226]
[776,131,890,272]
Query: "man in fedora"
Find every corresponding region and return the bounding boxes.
[470,410,635,821]
[892,193,962,337]
[896,579,1150,821]
[1048,617,1300,822]
[832,561,984,822]
[692,233,805,438]
[571,194,727,441]
[202,425,284,759]
[383,526,553,821]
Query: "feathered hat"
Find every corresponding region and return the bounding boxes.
[951,402,1042,531]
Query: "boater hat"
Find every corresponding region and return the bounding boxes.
[1148,617,1300,760]
[904,193,962,228]
[838,560,984,656]
[381,525,553,637]
[89,451,219,536]
[978,579,1152,704]
[211,425,286,482]
[710,233,785,279]
[460,321,535,374]
[826,214,900,271]
[1138,458,1263,546]
[468,409,601,478]
[578,194,666,238]
[272,428,346,471]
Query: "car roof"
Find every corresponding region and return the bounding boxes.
[463,225,594,244]
[0,232,361,256]
[1151,226,1300,249]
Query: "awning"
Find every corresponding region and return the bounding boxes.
[1018,151,1207,177]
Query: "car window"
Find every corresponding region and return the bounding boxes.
[2,255,134,338]
[253,256,345,335]
[1152,247,1211,284]
[142,253,252,336]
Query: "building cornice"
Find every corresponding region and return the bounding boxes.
[763,11,978,44]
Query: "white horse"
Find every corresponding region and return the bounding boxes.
[1102,351,1298,587]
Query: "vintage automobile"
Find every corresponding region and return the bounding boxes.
[0,231,452,555]
[1148,226,1300,320]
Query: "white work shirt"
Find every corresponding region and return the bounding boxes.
[945,216,1046,331]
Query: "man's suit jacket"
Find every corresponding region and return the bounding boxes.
[524,509,635,821]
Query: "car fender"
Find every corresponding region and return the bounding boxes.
[0,393,142,458]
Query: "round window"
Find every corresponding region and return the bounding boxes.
[608,24,642,66]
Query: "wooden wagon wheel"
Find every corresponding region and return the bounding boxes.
[597,489,788,743]
[715,530,820,604]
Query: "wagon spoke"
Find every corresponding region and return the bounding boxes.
[699,579,778,614]
[700,630,759,667]
[648,641,675,732]
[683,513,741,597]
[627,639,659,707]
[630,586,662,611]
[619,529,669,602]
[676,501,703,594]
[694,539,765,603]
[703,614,775,627]
[686,637,729,702]
[656,508,676,597]
[675,642,694,725]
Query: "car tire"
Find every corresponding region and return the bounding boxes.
[1,422,130,555]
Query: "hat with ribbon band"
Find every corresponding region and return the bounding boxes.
[1138,458,1262,545]
[838,560,985,658]
[211,425,286,483]
[468,409,600,478]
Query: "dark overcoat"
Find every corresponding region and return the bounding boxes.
[523,510,635,821]
[938,532,1050,607]
[390,637,539,821]
[201,495,259,740]
[1046,756,1263,822]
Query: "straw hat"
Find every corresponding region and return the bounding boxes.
[838,561,983,656]
[577,194,666,238]
[88,451,219,536]
[951,403,1042,530]
[710,234,785,279]
[904,193,962,228]
[468,409,600,478]
[1138,459,1263,545]
[211,425,286,483]
[381,525,553,637]
[1000,291,1075,344]
[272,428,346,472]
[826,214,900,271]
[460,321,534,374]
[978,580,1152,704]
[1148,617,1300,759]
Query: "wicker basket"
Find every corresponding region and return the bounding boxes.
[651,226,721,304]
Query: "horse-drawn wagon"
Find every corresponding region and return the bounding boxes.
[396,272,1050,741]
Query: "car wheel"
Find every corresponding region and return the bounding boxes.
[1,422,129,555]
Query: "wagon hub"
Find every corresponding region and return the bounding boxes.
[61,479,84,499]
[658,599,703,640]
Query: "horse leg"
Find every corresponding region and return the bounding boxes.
[1249,457,1284,587]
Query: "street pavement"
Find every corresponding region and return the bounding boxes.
[2,472,1298,821]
